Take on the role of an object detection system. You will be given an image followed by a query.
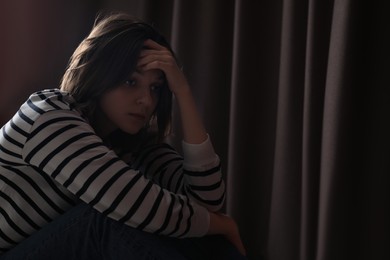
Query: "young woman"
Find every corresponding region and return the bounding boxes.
[0,12,246,259]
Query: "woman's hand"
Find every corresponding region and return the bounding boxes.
[138,39,207,144]
[137,39,189,97]
[208,212,247,256]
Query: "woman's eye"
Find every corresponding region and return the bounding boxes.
[125,79,136,86]
[151,85,163,93]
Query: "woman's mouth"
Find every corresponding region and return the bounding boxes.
[128,113,146,121]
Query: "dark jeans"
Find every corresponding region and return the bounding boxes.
[1,203,247,259]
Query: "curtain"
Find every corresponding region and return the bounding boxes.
[1,0,388,259]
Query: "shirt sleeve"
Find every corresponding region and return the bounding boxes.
[130,136,226,212]
[21,110,209,238]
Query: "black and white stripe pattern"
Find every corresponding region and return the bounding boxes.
[0,89,225,254]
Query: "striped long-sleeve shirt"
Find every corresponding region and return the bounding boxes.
[0,88,225,254]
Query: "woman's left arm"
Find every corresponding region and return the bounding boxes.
[138,39,207,145]
[129,140,225,212]
[137,40,225,211]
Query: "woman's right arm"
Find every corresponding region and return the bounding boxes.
[22,109,209,238]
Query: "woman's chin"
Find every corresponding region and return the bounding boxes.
[120,126,144,135]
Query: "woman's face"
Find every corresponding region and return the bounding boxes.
[97,69,165,136]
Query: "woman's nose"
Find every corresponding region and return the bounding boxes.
[136,86,154,106]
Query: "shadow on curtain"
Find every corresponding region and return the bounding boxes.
[1,0,388,259]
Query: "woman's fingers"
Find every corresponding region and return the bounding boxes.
[137,53,172,68]
[138,49,171,59]
[137,48,178,77]
[143,39,165,50]
[137,42,176,71]
[139,39,188,95]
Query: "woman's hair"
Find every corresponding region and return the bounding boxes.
[60,12,173,144]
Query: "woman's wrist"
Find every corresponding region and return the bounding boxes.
[207,212,233,235]
[174,86,208,144]
[171,83,191,100]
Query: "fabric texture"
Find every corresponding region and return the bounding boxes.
[1,203,246,259]
[0,89,225,254]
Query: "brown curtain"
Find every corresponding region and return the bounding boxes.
[1,0,388,259]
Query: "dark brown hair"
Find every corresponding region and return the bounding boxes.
[60,12,173,144]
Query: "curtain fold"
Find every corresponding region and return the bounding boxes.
[267,1,308,259]
[228,1,282,258]
[316,1,355,259]
[300,1,333,259]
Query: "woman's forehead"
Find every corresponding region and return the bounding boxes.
[131,69,165,80]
